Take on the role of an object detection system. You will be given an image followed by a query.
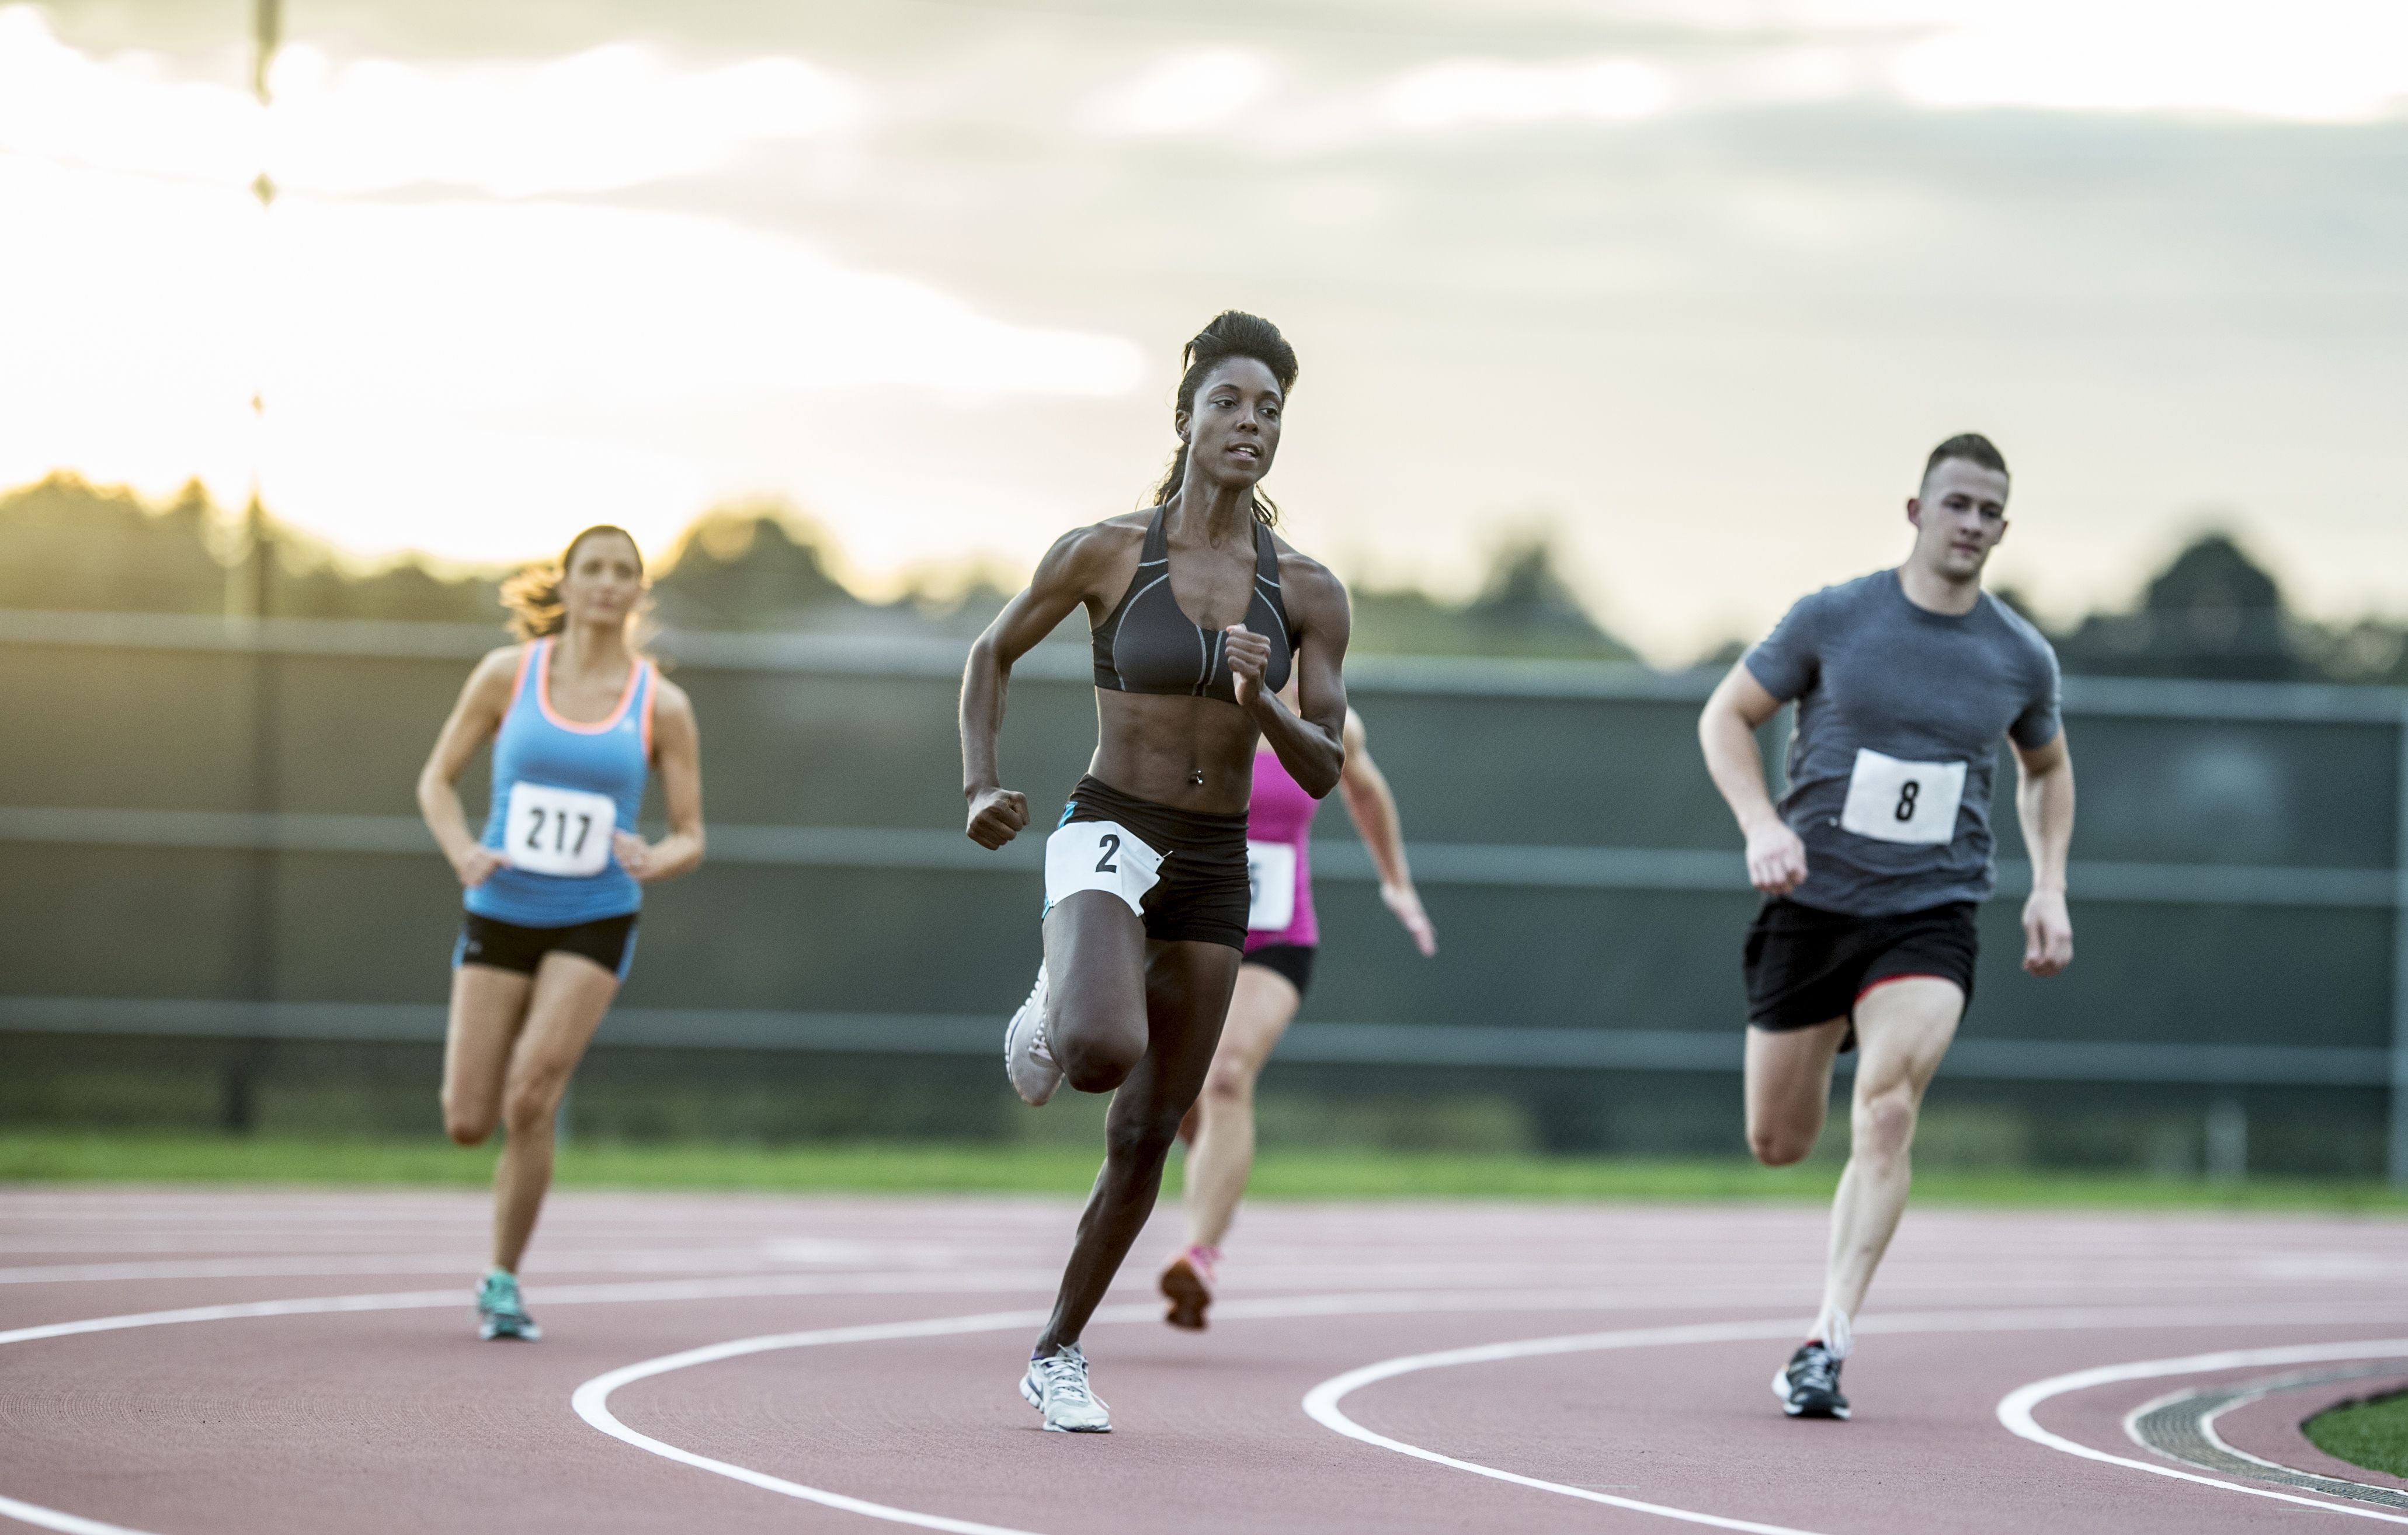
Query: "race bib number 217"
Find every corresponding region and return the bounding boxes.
[505,781,618,877]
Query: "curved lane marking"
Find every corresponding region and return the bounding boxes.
[1304,1317,1825,1535]
[2128,1364,2408,1510]
[6,1269,2407,1535]
[578,1297,2408,1535]
[1304,1307,2408,1535]
[0,1493,159,1535]
[1998,1339,2408,1525]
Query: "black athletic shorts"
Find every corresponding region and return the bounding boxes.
[1742,898,1976,1048]
[1056,774,1250,949]
[1242,943,1316,999]
[454,911,638,981]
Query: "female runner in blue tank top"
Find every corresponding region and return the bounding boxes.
[416,525,705,1341]
[960,312,1352,1432]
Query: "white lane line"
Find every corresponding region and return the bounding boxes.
[0,1493,159,1535]
[8,1269,2407,1535]
[573,1305,1082,1535]
[1999,1339,2408,1525]
[1304,1317,1825,1535]
[0,1247,974,1286]
[0,1270,1078,1348]
[575,1297,2408,1535]
[1304,1306,2408,1535]
[572,1292,1781,1535]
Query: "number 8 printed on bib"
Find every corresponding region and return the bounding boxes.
[506,781,619,877]
[1838,747,1966,846]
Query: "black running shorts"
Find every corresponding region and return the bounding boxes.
[1052,775,1250,950]
[454,911,638,981]
[1742,898,1976,1047]
[1241,942,1316,999]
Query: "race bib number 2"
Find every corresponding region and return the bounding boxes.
[1838,748,1965,846]
[505,782,618,877]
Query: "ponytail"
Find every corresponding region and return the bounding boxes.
[1148,311,1298,527]
[501,525,644,641]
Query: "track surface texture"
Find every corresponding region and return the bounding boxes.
[4,1187,2407,1534]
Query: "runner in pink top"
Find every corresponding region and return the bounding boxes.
[1159,687,1438,1330]
[1243,742,1322,956]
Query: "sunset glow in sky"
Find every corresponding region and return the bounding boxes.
[3,0,2403,655]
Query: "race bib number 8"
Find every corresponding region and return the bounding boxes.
[1246,841,1297,932]
[1838,748,1966,846]
[506,782,618,877]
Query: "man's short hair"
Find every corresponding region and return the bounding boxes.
[1924,432,2007,487]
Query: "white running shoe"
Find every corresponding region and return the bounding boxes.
[1004,963,1062,1106]
[1020,1343,1111,1432]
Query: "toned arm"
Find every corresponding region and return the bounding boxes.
[1243,555,1349,798]
[1698,662,1807,896]
[958,525,1121,849]
[1337,708,1435,956]
[617,678,706,883]
[2011,730,2075,977]
[416,647,523,888]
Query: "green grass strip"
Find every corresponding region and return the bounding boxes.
[2306,1391,2408,1480]
[4,1133,2408,1211]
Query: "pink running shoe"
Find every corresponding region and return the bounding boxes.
[1159,1244,1218,1331]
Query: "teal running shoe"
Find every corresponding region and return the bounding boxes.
[475,1269,542,1341]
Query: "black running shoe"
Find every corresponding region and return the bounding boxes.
[1773,1340,1848,1419]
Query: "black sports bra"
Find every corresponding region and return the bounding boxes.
[1092,506,1293,706]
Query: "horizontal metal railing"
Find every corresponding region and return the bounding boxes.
[0,807,2395,909]
[6,609,2408,1175]
[0,998,2389,1087]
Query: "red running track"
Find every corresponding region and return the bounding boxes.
[3,1187,2406,1533]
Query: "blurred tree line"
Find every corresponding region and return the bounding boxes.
[4,473,2402,682]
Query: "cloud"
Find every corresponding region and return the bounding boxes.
[0,9,1143,563]
[1079,48,1276,137]
[1382,57,1673,131]
[0,5,864,196]
[1891,0,2408,123]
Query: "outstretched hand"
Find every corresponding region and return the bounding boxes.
[1225,623,1271,709]
[1381,883,1438,957]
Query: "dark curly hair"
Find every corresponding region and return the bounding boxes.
[1148,311,1298,527]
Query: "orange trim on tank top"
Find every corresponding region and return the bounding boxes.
[641,666,658,759]
[536,637,644,735]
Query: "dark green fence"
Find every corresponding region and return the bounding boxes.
[3,608,2403,1176]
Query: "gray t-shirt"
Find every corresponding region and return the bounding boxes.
[1743,569,2062,918]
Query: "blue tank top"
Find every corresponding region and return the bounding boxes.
[466,638,655,927]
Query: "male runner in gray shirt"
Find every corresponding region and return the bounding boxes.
[1698,433,2077,1421]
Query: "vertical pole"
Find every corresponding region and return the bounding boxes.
[225,0,284,1128]
[2390,700,2408,1184]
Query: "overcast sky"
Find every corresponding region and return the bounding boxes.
[5,0,2404,658]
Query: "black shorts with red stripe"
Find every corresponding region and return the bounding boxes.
[1742,897,1977,1049]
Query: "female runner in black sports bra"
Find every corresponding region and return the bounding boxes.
[959,311,1350,1432]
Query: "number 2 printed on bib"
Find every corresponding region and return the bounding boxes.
[1838,747,1965,846]
[506,781,618,877]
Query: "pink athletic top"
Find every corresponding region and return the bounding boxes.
[1245,745,1323,951]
